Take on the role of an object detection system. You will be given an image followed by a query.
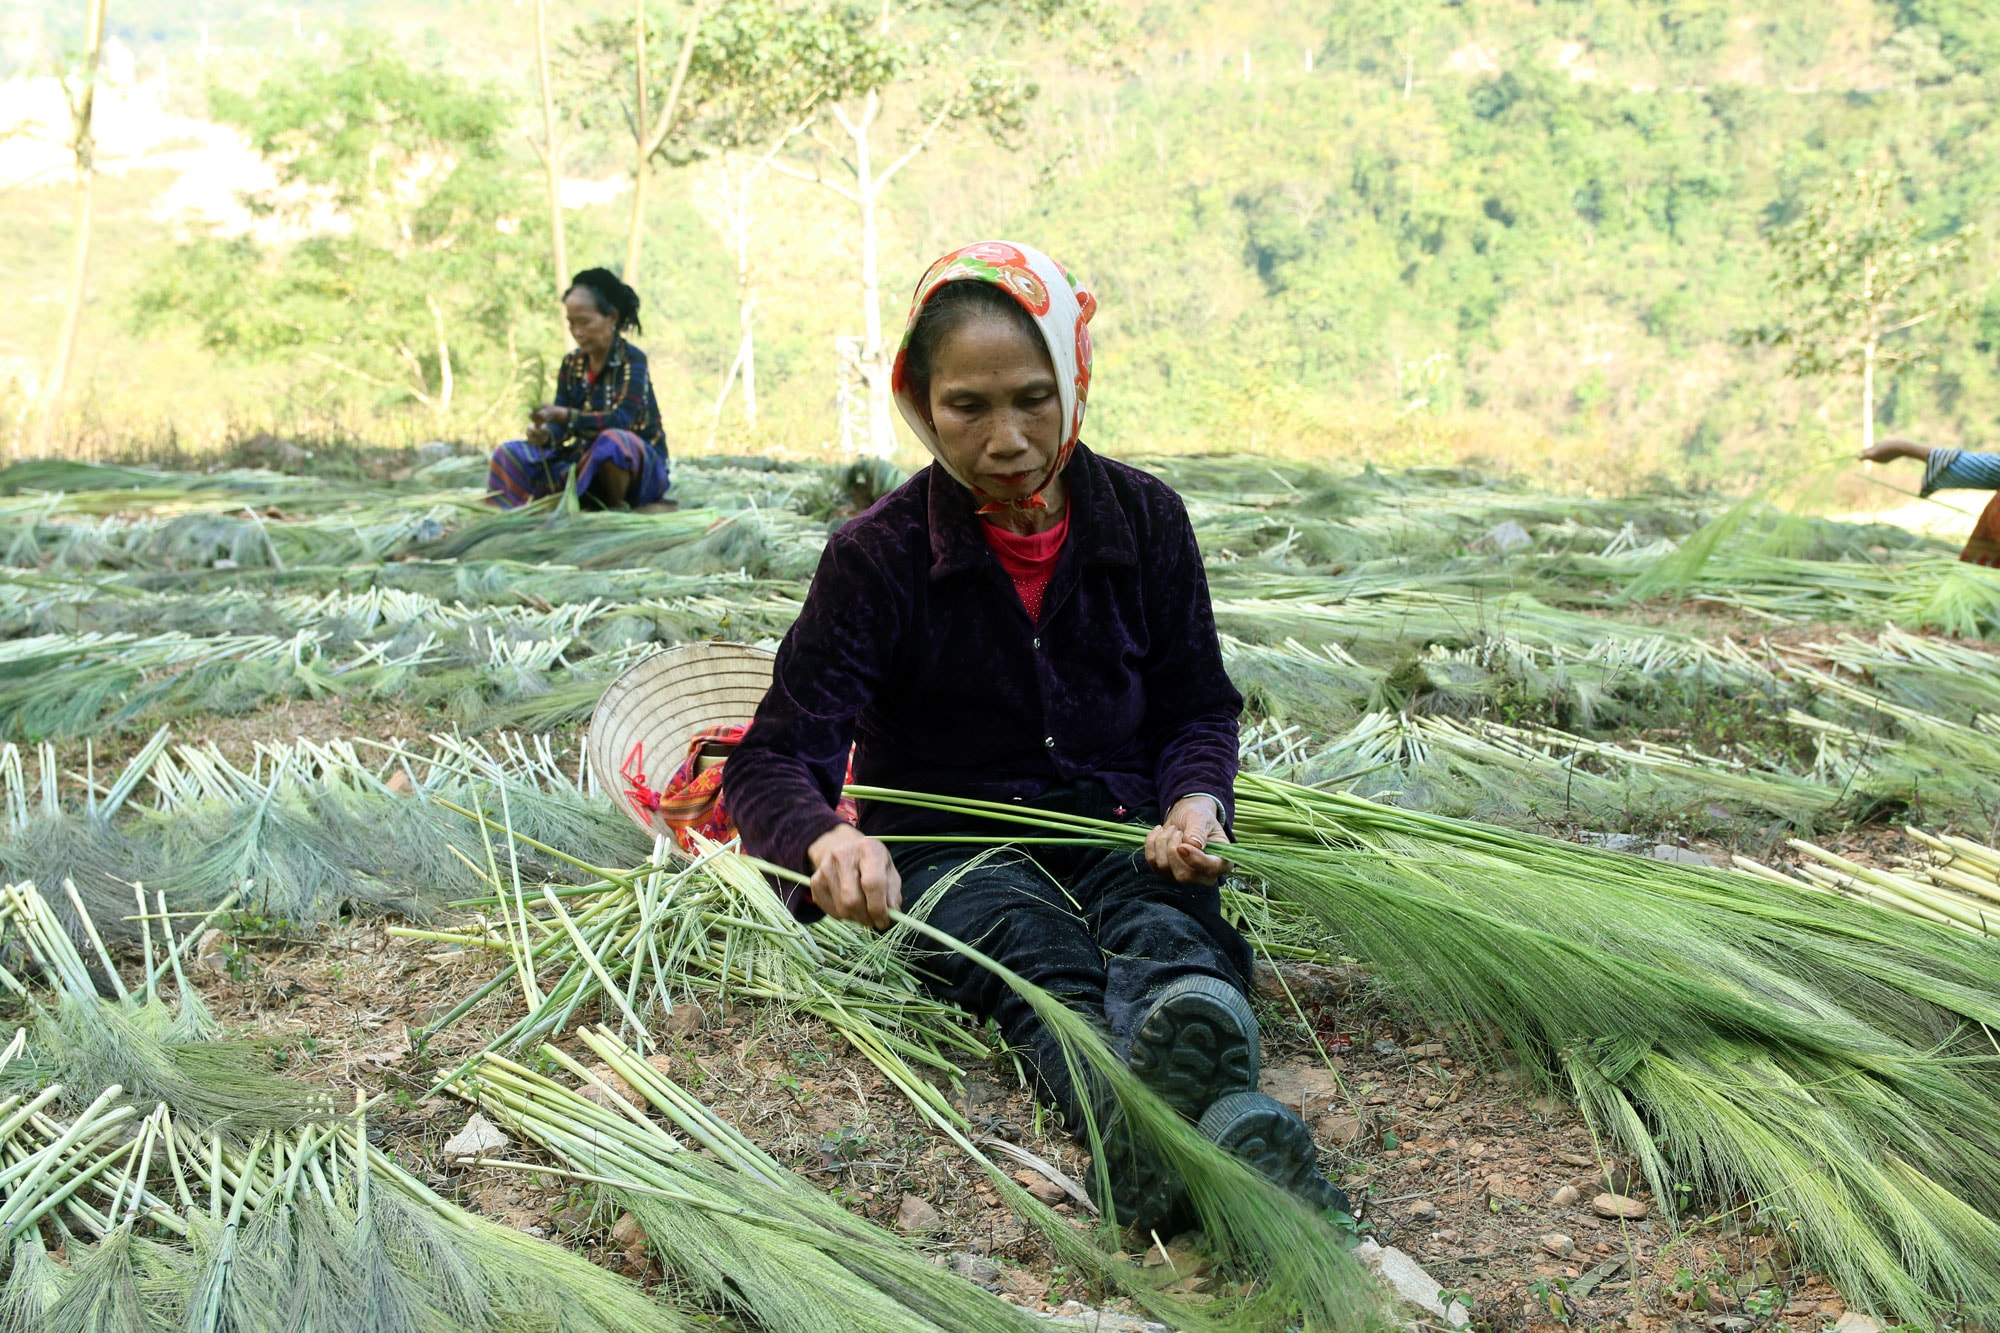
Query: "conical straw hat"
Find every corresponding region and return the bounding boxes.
[588,641,776,835]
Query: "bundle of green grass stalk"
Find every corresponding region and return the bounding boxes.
[842,775,2000,1324]
[0,879,709,1332]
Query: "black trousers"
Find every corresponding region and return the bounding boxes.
[894,783,1254,1130]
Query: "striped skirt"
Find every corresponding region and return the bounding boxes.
[487,429,671,509]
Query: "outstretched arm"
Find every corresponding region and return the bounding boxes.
[1859,437,1931,463]
[1857,439,2000,497]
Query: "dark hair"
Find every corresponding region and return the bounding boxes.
[901,279,1046,406]
[565,267,643,335]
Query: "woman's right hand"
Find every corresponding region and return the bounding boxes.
[526,422,551,447]
[805,824,902,929]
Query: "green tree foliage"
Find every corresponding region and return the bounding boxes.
[557,0,898,173]
[1900,0,2000,72]
[1006,3,1999,473]
[1735,168,1972,450]
[133,34,550,430]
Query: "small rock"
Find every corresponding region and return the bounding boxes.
[240,431,312,467]
[1708,1319,1755,1333]
[1248,958,1368,1004]
[895,1194,941,1234]
[1423,1093,1445,1109]
[1317,1111,1368,1145]
[1038,1310,1168,1333]
[1591,1192,1648,1220]
[611,1212,648,1251]
[950,1253,1001,1285]
[1142,1246,1212,1280]
[1552,1184,1580,1206]
[415,440,454,464]
[1555,1151,1595,1168]
[1352,1240,1472,1328]
[1407,1042,1446,1058]
[1408,1199,1439,1222]
[1537,1232,1575,1258]
[577,1063,636,1109]
[1599,1164,1642,1195]
[195,928,228,974]
[1372,1038,1404,1059]
[576,1054,678,1109]
[1483,519,1532,553]
[1580,831,1647,853]
[996,1268,1051,1303]
[1651,843,1719,866]
[1259,1065,1344,1117]
[1012,1169,1067,1205]
[441,1113,509,1161]
[1832,1315,1882,1333]
[662,1002,707,1036]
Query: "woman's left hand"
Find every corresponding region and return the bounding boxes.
[1146,796,1231,886]
[530,404,571,426]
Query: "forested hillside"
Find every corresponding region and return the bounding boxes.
[3,0,1996,490]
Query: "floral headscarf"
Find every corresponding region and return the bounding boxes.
[890,241,1097,512]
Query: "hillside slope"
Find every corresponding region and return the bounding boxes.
[1,0,1994,488]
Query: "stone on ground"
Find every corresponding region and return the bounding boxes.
[441,1112,509,1160]
[895,1194,941,1233]
[1353,1240,1472,1327]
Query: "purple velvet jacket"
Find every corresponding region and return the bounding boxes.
[724,444,1242,893]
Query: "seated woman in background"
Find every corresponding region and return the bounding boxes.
[488,268,673,510]
[1861,437,2000,565]
[723,240,1347,1230]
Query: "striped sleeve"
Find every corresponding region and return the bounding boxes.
[1921,448,2000,496]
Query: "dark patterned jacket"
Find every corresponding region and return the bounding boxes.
[724,444,1242,886]
[553,338,666,453]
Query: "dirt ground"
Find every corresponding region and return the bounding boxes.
[68,672,1915,1330]
[182,899,1849,1333]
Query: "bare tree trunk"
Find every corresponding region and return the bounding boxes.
[623,0,650,283]
[35,0,108,455]
[1861,258,1877,453]
[731,161,758,429]
[837,95,896,459]
[428,295,455,426]
[773,89,952,460]
[710,121,812,437]
[624,0,706,286]
[533,0,569,303]
[740,294,757,427]
[1862,341,1876,454]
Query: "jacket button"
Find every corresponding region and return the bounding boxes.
[1032,637,1041,650]
[1043,736,1055,748]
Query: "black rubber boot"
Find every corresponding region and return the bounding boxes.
[1198,1090,1352,1217]
[1124,974,1260,1121]
[1082,1091,1187,1232]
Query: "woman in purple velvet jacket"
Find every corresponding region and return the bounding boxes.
[723,242,1345,1228]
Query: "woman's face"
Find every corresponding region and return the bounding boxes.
[565,288,619,358]
[924,314,1063,506]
